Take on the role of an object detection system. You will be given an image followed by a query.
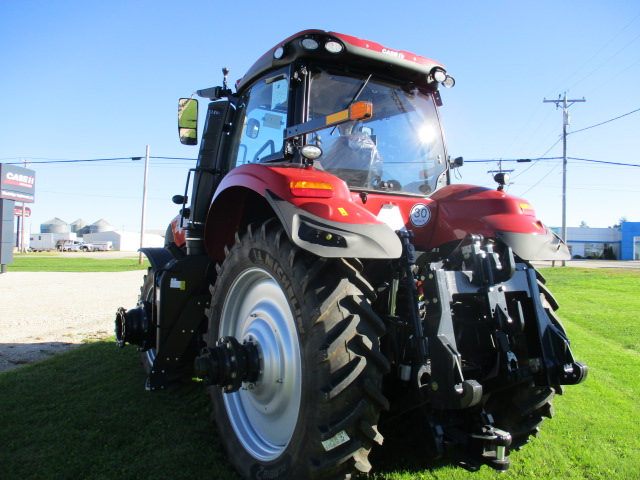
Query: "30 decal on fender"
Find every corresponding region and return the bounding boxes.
[410,203,431,227]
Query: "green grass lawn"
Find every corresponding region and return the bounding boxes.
[0,268,638,479]
[6,254,149,272]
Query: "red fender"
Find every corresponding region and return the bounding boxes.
[204,164,401,261]
[425,185,568,260]
[427,184,545,247]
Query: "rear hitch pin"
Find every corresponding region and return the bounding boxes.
[496,445,506,462]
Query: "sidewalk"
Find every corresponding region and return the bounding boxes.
[531,259,640,269]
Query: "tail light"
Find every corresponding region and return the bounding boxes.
[290,181,335,198]
[520,203,536,216]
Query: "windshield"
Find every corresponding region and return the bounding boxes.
[308,70,447,195]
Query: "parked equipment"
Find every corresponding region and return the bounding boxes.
[90,240,113,251]
[115,30,586,479]
[57,240,93,252]
[29,233,75,252]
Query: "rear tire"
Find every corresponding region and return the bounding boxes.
[486,382,555,450]
[206,220,389,480]
[137,267,156,374]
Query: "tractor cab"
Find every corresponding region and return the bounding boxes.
[179,30,458,207]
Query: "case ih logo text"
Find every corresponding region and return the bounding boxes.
[382,48,405,59]
[4,172,35,188]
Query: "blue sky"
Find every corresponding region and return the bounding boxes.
[1,0,639,234]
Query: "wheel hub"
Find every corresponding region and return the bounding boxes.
[194,336,260,392]
[114,303,154,349]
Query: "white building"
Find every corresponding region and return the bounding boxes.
[84,231,164,251]
[563,227,621,259]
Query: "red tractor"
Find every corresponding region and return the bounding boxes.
[116,30,587,480]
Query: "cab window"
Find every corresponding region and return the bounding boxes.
[233,70,289,167]
[308,69,447,195]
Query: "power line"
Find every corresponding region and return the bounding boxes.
[3,156,196,165]
[5,157,132,164]
[568,157,640,168]
[569,31,640,91]
[464,157,562,163]
[568,107,640,135]
[466,157,640,168]
[515,138,563,179]
[518,160,562,197]
[548,13,640,95]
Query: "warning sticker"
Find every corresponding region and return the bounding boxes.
[170,278,186,290]
[321,430,350,451]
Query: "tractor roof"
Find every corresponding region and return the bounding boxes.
[236,30,447,92]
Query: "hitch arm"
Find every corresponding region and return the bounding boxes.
[397,230,428,365]
[423,268,483,409]
[524,267,588,386]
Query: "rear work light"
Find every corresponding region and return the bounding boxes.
[290,181,335,198]
[324,41,344,54]
[301,38,319,50]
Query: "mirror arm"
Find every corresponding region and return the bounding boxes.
[196,86,233,100]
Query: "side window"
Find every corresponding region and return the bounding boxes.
[234,71,289,167]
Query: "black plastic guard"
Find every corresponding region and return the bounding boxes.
[147,254,212,390]
[138,247,174,272]
[265,190,402,259]
[495,226,570,261]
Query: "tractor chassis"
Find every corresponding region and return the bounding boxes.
[117,232,587,472]
[380,233,587,471]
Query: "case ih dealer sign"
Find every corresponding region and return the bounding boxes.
[1,164,36,269]
[1,164,36,203]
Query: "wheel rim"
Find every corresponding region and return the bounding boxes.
[142,348,156,366]
[141,276,156,366]
[219,267,302,461]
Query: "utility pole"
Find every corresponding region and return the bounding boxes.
[543,92,586,265]
[139,145,150,265]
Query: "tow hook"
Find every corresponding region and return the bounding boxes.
[470,426,512,471]
[194,336,261,393]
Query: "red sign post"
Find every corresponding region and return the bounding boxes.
[14,206,32,217]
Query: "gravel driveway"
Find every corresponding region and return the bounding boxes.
[0,270,145,373]
[2,259,637,374]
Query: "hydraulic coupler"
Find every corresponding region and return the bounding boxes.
[115,304,155,351]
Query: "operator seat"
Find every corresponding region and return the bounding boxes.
[320,133,383,188]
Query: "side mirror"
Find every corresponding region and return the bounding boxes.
[172,194,187,205]
[178,98,198,145]
[450,156,464,169]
